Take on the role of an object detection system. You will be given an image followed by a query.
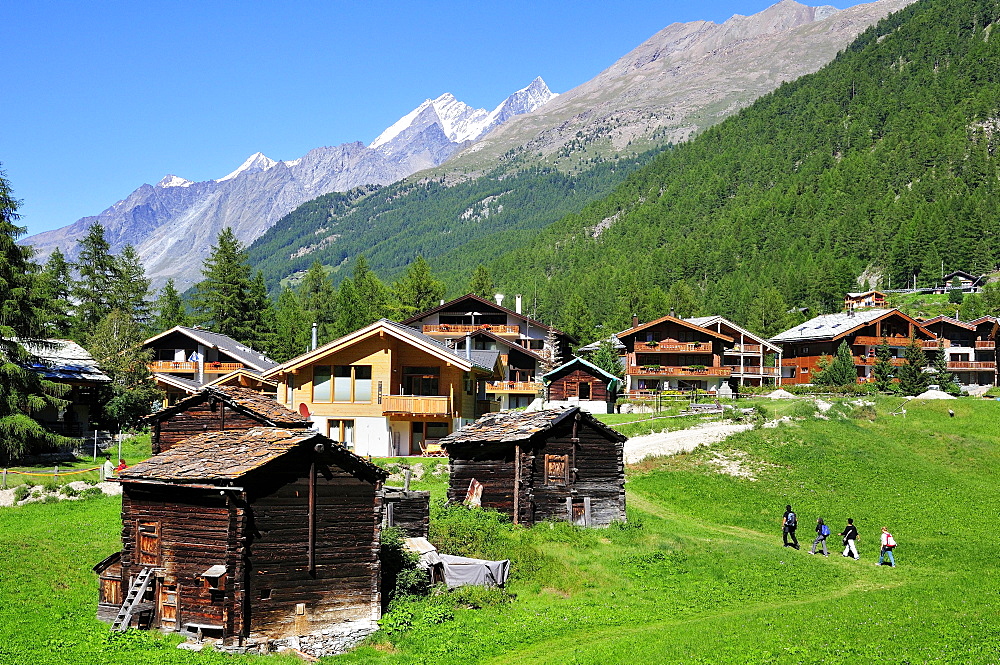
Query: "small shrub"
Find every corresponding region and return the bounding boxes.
[380,527,428,605]
[30,490,41,499]
[42,480,59,493]
[60,485,79,497]
[13,485,30,502]
[81,487,104,499]
[42,495,60,504]
[379,606,414,634]
[791,400,819,418]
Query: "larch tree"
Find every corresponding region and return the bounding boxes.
[270,288,310,363]
[467,265,495,300]
[393,255,445,317]
[0,169,69,460]
[111,245,151,324]
[191,228,257,343]
[152,279,188,332]
[85,309,160,429]
[38,247,74,337]
[298,260,336,344]
[72,223,118,334]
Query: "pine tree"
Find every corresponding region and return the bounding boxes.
[590,338,624,379]
[467,265,495,300]
[539,327,563,374]
[38,247,74,337]
[270,288,310,362]
[872,340,895,391]
[152,279,188,332]
[560,292,597,348]
[72,224,117,334]
[111,245,151,323]
[665,280,700,318]
[0,169,69,460]
[393,255,445,317]
[815,341,856,386]
[85,309,160,429]
[931,340,960,395]
[191,228,256,342]
[897,337,930,396]
[298,260,336,343]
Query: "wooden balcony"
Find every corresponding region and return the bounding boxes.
[948,361,996,370]
[148,361,245,374]
[727,365,779,376]
[633,340,713,353]
[628,365,732,378]
[976,341,996,349]
[485,381,543,393]
[422,324,519,335]
[382,395,452,416]
[852,336,931,348]
[854,357,906,366]
[725,344,762,354]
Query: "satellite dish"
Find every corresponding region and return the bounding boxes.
[298,403,311,417]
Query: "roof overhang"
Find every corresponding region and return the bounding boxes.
[617,315,735,342]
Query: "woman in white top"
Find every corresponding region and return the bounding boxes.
[877,526,896,567]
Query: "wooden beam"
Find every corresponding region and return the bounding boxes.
[513,444,521,525]
[308,461,316,576]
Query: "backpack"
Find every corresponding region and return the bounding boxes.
[886,534,897,548]
[786,511,797,528]
[820,524,830,537]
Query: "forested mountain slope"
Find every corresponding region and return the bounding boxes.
[486,0,1000,339]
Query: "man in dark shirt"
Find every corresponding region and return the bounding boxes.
[840,518,860,559]
[782,505,799,549]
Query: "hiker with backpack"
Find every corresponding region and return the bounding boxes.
[809,517,830,556]
[782,505,800,549]
[877,526,897,567]
[840,518,860,560]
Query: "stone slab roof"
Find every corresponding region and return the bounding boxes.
[20,339,110,383]
[441,406,625,448]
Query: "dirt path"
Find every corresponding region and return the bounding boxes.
[624,420,753,464]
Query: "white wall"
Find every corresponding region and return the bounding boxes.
[545,399,612,415]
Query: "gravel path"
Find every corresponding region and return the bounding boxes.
[0,480,121,508]
[624,421,754,464]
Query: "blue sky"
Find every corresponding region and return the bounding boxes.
[3,1,869,237]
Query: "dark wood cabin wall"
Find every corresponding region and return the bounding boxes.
[155,401,265,453]
[246,454,380,639]
[547,368,610,402]
[526,421,625,527]
[382,490,430,538]
[447,444,517,516]
[96,558,123,623]
[121,487,237,632]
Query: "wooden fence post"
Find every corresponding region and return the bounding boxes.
[54,466,58,483]
[2,469,6,489]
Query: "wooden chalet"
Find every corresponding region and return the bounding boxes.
[615,315,736,395]
[844,290,887,310]
[933,270,988,294]
[919,315,998,386]
[95,427,388,643]
[685,316,782,388]
[144,385,312,454]
[771,308,936,385]
[263,319,500,457]
[461,328,548,410]
[142,326,279,405]
[542,356,621,414]
[441,407,626,528]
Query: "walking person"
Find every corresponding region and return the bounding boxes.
[782,505,799,549]
[840,518,860,560]
[809,517,830,556]
[877,526,897,567]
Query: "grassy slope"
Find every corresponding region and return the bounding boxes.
[2,400,998,663]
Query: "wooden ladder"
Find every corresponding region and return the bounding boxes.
[111,567,156,631]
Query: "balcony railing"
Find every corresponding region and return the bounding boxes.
[976,341,996,349]
[726,365,780,376]
[725,343,762,354]
[148,361,245,374]
[382,395,452,416]
[854,356,906,366]
[852,336,933,348]
[628,365,732,377]
[485,381,543,393]
[947,361,997,370]
[422,324,519,335]
[633,340,713,353]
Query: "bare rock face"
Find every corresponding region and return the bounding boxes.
[447,0,917,173]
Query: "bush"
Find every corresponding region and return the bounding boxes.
[13,485,30,502]
[81,487,104,499]
[380,527,428,606]
[60,484,79,497]
[42,480,59,493]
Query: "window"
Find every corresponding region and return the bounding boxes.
[260,588,272,600]
[545,454,569,485]
[403,367,440,396]
[314,365,372,403]
[425,422,449,441]
[328,419,355,449]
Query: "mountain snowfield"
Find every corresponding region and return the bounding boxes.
[22,78,556,289]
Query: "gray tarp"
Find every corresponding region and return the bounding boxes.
[419,551,511,589]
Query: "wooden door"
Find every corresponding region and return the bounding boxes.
[158,584,178,630]
[137,521,160,565]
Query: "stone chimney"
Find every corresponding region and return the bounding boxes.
[515,294,523,315]
[495,293,505,307]
[632,314,639,328]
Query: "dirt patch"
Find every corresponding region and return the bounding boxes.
[624,421,753,464]
[706,450,776,481]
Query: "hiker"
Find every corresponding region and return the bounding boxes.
[877,526,897,567]
[102,457,114,480]
[840,518,860,560]
[809,517,830,556]
[782,505,799,549]
[115,459,128,474]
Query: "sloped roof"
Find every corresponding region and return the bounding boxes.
[203,367,277,388]
[152,372,203,393]
[120,427,386,484]
[684,316,781,352]
[921,315,977,331]
[845,290,886,298]
[542,356,622,393]
[576,336,626,354]
[440,407,625,448]
[770,308,933,343]
[265,318,494,377]
[143,385,311,427]
[616,315,735,342]
[20,339,110,383]
[466,328,547,362]
[143,326,278,372]
[400,293,576,342]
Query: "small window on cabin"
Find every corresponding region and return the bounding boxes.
[313,366,332,402]
[528,339,544,350]
[545,454,569,486]
[802,346,809,354]
[354,365,372,402]
[260,588,272,600]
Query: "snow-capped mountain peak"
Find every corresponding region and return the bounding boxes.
[216,152,278,183]
[157,175,194,188]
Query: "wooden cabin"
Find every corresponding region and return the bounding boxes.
[144,385,312,454]
[381,488,431,538]
[441,407,626,527]
[844,290,887,310]
[542,356,621,414]
[95,427,387,643]
[920,315,998,387]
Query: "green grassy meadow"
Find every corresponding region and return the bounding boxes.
[2,399,998,663]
